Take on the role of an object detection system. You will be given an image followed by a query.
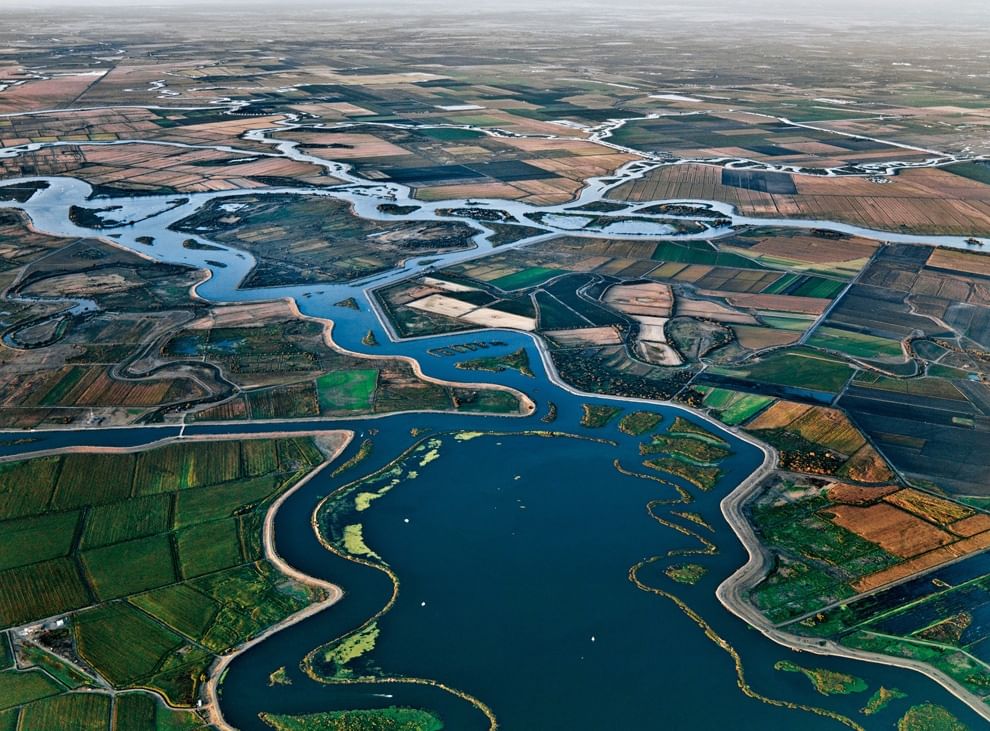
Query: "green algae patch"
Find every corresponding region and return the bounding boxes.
[454,431,485,441]
[316,623,382,679]
[342,524,380,560]
[260,706,443,730]
[665,563,708,585]
[414,438,443,467]
[896,703,967,730]
[860,687,906,716]
[774,660,867,696]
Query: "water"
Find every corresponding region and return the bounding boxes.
[0,146,988,727]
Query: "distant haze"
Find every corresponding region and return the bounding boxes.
[7,0,990,22]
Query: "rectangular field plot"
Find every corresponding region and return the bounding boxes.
[134,440,242,493]
[709,349,854,393]
[176,520,243,579]
[0,458,59,521]
[51,453,134,509]
[17,692,111,731]
[316,369,378,412]
[129,584,219,640]
[0,512,80,571]
[174,474,279,528]
[74,603,187,686]
[0,559,91,627]
[0,669,63,712]
[81,534,178,601]
[80,494,172,549]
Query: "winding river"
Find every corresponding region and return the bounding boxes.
[1,122,988,729]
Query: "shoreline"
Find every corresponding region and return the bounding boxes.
[715,453,990,724]
[203,429,354,731]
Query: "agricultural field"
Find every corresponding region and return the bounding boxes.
[271,123,635,206]
[0,435,340,722]
[610,163,990,236]
[747,472,990,644]
[744,400,894,482]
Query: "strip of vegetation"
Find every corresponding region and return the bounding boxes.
[774,661,867,696]
[260,707,444,731]
[332,439,374,478]
[454,347,533,377]
[618,411,663,436]
[643,457,721,491]
[580,403,622,428]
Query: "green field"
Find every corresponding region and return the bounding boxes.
[0,512,79,571]
[17,691,111,731]
[0,437,327,713]
[697,387,775,425]
[0,669,64,711]
[0,559,91,627]
[74,602,186,686]
[52,453,134,510]
[0,458,59,521]
[81,494,172,549]
[489,266,564,290]
[176,520,242,578]
[806,327,904,359]
[709,348,854,393]
[17,644,92,690]
[652,241,763,269]
[316,369,378,412]
[82,534,178,601]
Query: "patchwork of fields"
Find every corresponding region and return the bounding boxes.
[0,435,336,729]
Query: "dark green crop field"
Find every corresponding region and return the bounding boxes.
[0,436,330,725]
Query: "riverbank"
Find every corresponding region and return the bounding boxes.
[203,429,353,731]
[715,463,990,724]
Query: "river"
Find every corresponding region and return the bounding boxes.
[0,130,987,729]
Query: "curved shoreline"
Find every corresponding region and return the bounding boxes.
[1,102,989,728]
[203,430,353,731]
[715,458,990,724]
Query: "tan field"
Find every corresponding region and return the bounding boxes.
[611,163,990,236]
[826,482,900,505]
[604,282,674,318]
[676,299,758,324]
[461,308,537,331]
[546,326,624,347]
[829,502,956,559]
[408,294,478,318]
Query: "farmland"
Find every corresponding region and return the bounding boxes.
[2,9,990,729]
[0,434,342,724]
[746,467,990,704]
